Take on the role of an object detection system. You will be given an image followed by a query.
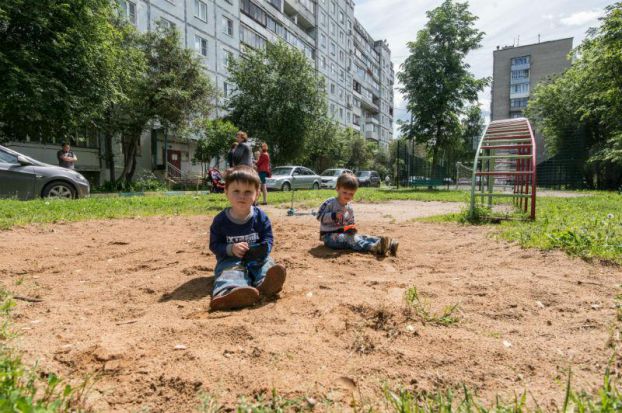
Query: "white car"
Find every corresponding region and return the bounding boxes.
[265,166,321,191]
[319,168,353,189]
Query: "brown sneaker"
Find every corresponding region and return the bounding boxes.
[376,236,390,256]
[389,239,399,256]
[210,287,260,311]
[257,264,287,297]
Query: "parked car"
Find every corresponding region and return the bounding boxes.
[0,144,90,200]
[319,168,353,189]
[356,170,381,187]
[265,166,321,191]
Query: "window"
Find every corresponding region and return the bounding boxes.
[511,83,529,94]
[511,69,529,80]
[241,0,267,26]
[511,56,530,66]
[339,11,344,23]
[330,103,335,116]
[330,83,335,94]
[119,0,136,25]
[321,56,327,69]
[331,1,335,13]
[267,0,282,9]
[339,50,344,63]
[223,16,233,35]
[510,97,528,109]
[160,18,175,29]
[330,63,335,74]
[194,35,207,57]
[0,150,17,164]
[223,49,233,68]
[321,12,327,26]
[330,21,335,35]
[330,42,335,56]
[339,30,344,43]
[321,33,326,48]
[223,82,230,97]
[194,0,207,21]
[339,108,343,119]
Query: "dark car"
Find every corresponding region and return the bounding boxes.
[356,170,381,187]
[0,144,90,200]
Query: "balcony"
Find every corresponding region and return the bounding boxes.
[365,130,379,142]
[284,0,315,30]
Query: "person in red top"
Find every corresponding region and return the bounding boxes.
[256,142,271,205]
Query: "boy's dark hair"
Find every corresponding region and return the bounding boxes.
[224,165,261,189]
[336,173,358,190]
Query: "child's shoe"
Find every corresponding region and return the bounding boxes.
[210,286,260,311]
[389,239,399,256]
[375,236,390,256]
[257,264,287,297]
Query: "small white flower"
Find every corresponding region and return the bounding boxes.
[607,213,614,219]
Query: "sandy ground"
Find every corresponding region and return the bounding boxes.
[1,200,621,412]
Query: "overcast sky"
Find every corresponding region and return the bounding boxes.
[353,0,612,136]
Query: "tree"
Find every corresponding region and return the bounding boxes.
[526,2,622,189]
[397,0,488,178]
[345,130,374,171]
[0,0,121,142]
[193,119,238,175]
[227,41,327,165]
[115,22,218,184]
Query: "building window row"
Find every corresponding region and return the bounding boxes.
[239,24,266,49]
[511,69,529,80]
[265,15,313,58]
[194,0,207,21]
[511,82,529,94]
[511,56,530,66]
[241,0,267,26]
[510,97,528,109]
[119,0,137,25]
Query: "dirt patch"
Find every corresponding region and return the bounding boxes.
[1,200,621,411]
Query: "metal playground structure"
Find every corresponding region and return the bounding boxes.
[469,118,537,220]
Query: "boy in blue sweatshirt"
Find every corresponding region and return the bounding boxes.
[209,166,286,311]
[317,173,398,256]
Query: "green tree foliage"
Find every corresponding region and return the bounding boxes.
[397,0,488,176]
[227,41,326,164]
[193,119,238,175]
[526,2,622,189]
[0,0,120,142]
[115,22,218,183]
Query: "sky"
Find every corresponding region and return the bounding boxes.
[353,0,612,137]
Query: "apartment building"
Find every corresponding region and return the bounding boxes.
[490,38,573,161]
[8,0,394,185]
[123,0,394,146]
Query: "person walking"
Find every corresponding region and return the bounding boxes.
[230,131,253,167]
[256,142,271,205]
[227,142,238,168]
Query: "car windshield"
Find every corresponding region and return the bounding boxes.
[0,146,44,166]
[356,171,370,177]
[271,167,293,176]
[321,169,342,176]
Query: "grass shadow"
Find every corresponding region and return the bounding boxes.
[159,276,214,302]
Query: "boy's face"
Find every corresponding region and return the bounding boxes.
[336,185,356,205]
[225,180,258,214]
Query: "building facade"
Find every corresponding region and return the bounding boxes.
[124,0,394,145]
[490,38,573,161]
[8,0,394,185]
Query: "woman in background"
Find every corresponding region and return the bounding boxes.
[256,142,271,205]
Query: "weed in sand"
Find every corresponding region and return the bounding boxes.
[0,288,93,412]
[404,287,460,326]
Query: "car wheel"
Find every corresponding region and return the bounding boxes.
[281,182,291,191]
[42,181,76,199]
[312,182,319,190]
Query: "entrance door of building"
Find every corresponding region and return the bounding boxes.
[166,149,182,178]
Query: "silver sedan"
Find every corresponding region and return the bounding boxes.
[0,144,90,200]
[265,166,321,191]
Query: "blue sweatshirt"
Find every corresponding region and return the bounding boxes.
[209,206,273,262]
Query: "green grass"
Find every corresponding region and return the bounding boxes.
[404,286,461,326]
[420,192,622,265]
[0,188,467,230]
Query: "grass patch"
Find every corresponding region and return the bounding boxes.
[404,286,460,326]
[0,188,467,230]
[497,193,622,264]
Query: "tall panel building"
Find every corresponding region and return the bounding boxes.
[490,38,573,161]
[119,0,394,146]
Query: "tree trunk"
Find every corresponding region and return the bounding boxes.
[117,134,139,185]
[104,130,115,183]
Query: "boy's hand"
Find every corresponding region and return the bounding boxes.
[232,242,249,258]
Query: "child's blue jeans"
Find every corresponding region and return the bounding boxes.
[322,233,380,252]
[213,256,275,296]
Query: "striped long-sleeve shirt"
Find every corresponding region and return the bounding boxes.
[316,197,355,235]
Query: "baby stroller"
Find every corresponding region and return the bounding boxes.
[207,167,226,193]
